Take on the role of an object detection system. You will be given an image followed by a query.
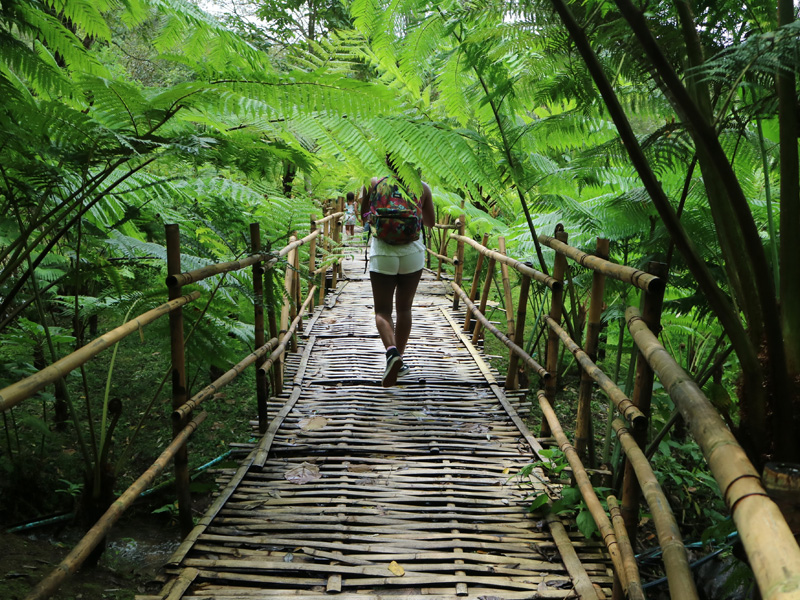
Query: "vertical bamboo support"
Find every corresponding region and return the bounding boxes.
[575,238,610,463]
[505,273,531,390]
[436,214,451,280]
[540,226,568,437]
[452,214,466,310]
[308,215,317,314]
[471,256,497,345]
[330,210,340,292]
[498,237,516,341]
[621,261,667,541]
[464,233,490,332]
[293,232,302,341]
[250,223,268,434]
[165,224,193,537]
[279,235,296,377]
[337,197,345,276]
[265,267,281,398]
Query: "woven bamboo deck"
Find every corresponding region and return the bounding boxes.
[141,239,613,600]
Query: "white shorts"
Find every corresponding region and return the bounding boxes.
[369,251,425,275]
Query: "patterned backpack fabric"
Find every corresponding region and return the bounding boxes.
[367,177,423,245]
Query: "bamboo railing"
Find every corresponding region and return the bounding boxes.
[431,215,800,600]
[13,211,344,600]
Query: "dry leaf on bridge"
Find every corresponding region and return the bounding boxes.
[387,561,405,576]
[299,416,328,431]
[284,462,321,484]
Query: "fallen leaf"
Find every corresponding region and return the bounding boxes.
[348,464,374,473]
[283,552,294,562]
[284,462,321,484]
[388,561,405,576]
[299,416,328,431]
[460,423,490,434]
[502,467,510,474]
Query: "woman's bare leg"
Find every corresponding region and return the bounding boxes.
[369,272,398,350]
[394,269,422,355]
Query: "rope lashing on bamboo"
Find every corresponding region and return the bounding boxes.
[258,286,317,376]
[166,255,277,287]
[543,315,646,429]
[25,411,208,600]
[539,234,663,294]
[450,282,548,378]
[449,233,559,290]
[536,390,641,600]
[626,305,800,600]
[172,337,280,422]
[613,419,699,600]
[0,291,201,412]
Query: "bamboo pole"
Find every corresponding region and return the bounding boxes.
[308,215,317,314]
[25,412,207,600]
[277,229,320,258]
[536,390,637,600]
[451,233,560,290]
[433,222,461,230]
[173,337,279,422]
[0,292,200,411]
[498,237,516,343]
[250,223,268,434]
[165,224,193,537]
[464,233,490,333]
[452,283,548,378]
[621,262,666,541]
[544,316,646,428]
[436,214,451,280]
[258,287,317,377]
[504,273,530,390]
[331,201,341,286]
[613,419,698,600]
[452,214,466,310]
[425,247,457,265]
[471,255,496,345]
[541,226,568,437]
[538,233,664,294]
[576,238,609,463]
[313,211,344,226]
[627,306,800,600]
[264,267,281,398]
[165,253,273,288]
[278,234,296,389]
[607,495,643,600]
[292,232,302,341]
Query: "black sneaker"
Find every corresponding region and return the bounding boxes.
[398,364,411,378]
[382,349,403,388]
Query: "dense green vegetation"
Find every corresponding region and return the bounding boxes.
[1,0,798,594]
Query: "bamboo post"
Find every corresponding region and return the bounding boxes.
[336,197,344,277]
[331,206,340,290]
[471,255,496,345]
[498,237,516,341]
[575,238,610,463]
[505,273,530,390]
[279,235,296,386]
[436,214,451,280]
[265,267,281,398]
[250,223,268,434]
[165,224,193,537]
[293,232,302,340]
[607,495,644,600]
[540,225,568,437]
[621,261,667,541]
[452,214,466,309]
[463,233,489,332]
[307,215,317,314]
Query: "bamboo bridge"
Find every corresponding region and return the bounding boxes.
[5,203,800,600]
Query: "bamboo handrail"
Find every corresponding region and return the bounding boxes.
[544,315,646,428]
[25,411,208,600]
[173,337,280,421]
[539,234,663,293]
[425,246,458,265]
[259,286,317,376]
[449,233,560,290]
[626,306,800,600]
[451,283,548,378]
[434,221,462,230]
[0,292,201,412]
[166,255,276,287]
[277,230,321,258]
[536,390,641,600]
[314,210,345,226]
[613,419,698,600]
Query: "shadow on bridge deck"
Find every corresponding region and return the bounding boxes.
[140,239,613,600]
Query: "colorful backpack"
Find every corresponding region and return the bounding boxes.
[367,177,423,245]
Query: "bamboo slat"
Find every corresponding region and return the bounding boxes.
[626,307,800,600]
[538,234,663,293]
[450,233,559,290]
[0,291,201,411]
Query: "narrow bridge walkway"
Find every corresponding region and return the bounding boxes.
[141,241,613,600]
